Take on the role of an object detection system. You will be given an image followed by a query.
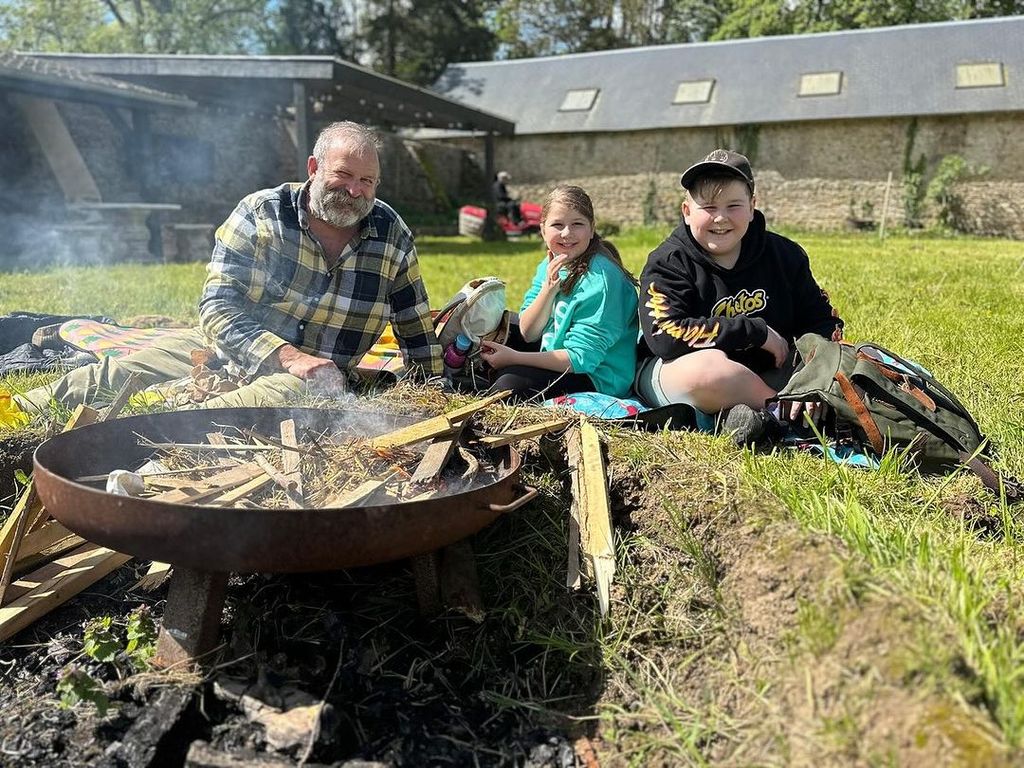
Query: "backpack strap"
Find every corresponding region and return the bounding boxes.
[835,371,885,454]
[958,452,1024,504]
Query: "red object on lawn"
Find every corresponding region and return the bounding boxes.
[458,201,542,238]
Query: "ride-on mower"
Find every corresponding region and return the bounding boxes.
[458,201,542,238]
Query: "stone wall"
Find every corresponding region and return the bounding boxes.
[0,97,475,266]
[473,113,1024,239]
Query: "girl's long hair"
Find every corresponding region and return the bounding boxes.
[542,185,637,294]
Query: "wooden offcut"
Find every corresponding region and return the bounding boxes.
[280,419,306,509]
[100,372,143,422]
[565,420,616,617]
[409,425,465,485]
[369,390,512,450]
[476,418,569,449]
[320,478,386,508]
[0,543,132,643]
[133,561,172,592]
[0,405,101,606]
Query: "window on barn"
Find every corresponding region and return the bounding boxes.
[673,80,715,104]
[956,62,1005,89]
[559,88,599,112]
[798,72,843,97]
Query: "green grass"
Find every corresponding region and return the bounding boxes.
[3,228,1024,762]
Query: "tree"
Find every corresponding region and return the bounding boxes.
[261,0,352,57]
[711,0,1024,39]
[360,0,496,85]
[0,0,270,54]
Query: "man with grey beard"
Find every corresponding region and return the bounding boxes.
[15,121,443,413]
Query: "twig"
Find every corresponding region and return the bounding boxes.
[298,641,344,766]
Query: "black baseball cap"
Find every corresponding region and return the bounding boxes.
[680,149,755,193]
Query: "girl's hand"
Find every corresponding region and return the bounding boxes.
[785,401,828,428]
[479,340,519,369]
[542,252,571,291]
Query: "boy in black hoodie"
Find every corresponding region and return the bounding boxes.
[635,149,843,442]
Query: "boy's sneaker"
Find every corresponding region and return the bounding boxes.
[722,404,785,448]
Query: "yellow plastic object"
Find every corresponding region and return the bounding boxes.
[0,390,29,428]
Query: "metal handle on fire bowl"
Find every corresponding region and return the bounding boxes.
[487,484,538,514]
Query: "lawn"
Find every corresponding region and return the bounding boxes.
[2,229,1024,764]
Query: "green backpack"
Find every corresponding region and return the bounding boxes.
[776,333,1021,502]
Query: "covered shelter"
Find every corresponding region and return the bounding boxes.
[29,54,514,181]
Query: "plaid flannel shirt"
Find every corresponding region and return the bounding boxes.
[199,182,442,379]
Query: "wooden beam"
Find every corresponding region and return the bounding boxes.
[150,463,267,505]
[10,94,102,203]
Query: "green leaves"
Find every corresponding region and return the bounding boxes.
[57,666,110,716]
[57,607,158,715]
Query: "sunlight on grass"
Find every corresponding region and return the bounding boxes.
[3,229,1024,759]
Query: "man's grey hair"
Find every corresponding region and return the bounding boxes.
[312,121,383,163]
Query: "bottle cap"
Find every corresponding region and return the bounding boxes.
[455,333,472,351]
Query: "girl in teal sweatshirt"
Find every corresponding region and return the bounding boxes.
[480,185,639,399]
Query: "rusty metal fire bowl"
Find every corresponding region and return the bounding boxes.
[32,407,530,574]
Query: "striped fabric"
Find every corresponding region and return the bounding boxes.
[199,181,442,378]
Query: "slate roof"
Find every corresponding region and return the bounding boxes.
[0,51,193,108]
[433,16,1024,134]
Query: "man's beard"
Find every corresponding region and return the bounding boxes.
[309,177,374,228]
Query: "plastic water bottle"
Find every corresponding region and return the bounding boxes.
[443,333,473,370]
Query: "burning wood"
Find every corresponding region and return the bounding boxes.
[104,394,536,511]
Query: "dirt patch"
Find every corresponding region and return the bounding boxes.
[0,427,46,510]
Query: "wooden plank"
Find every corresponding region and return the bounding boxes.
[203,474,275,507]
[0,405,101,603]
[0,485,36,606]
[280,419,305,508]
[476,418,570,449]
[368,417,460,452]
[133,561,172,592]
[443,389,513,423]
[0,543,131,643]
[149,463,267,505]
[100,372,143,422]
[565,426,583,591]
[321,479,386,508]
[566,421,616,616]
[13,522,84,575]
[251,454,304,508]
[409,425,465,486]
[368,390,511,451]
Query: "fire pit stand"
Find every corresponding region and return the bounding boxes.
[154,568,229,668]
[153,482,535,668]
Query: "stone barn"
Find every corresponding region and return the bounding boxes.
[1,52,512,267]
[433,17,1024,237]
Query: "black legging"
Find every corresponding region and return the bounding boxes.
[489,365,595,401]
[486,318,594,400]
